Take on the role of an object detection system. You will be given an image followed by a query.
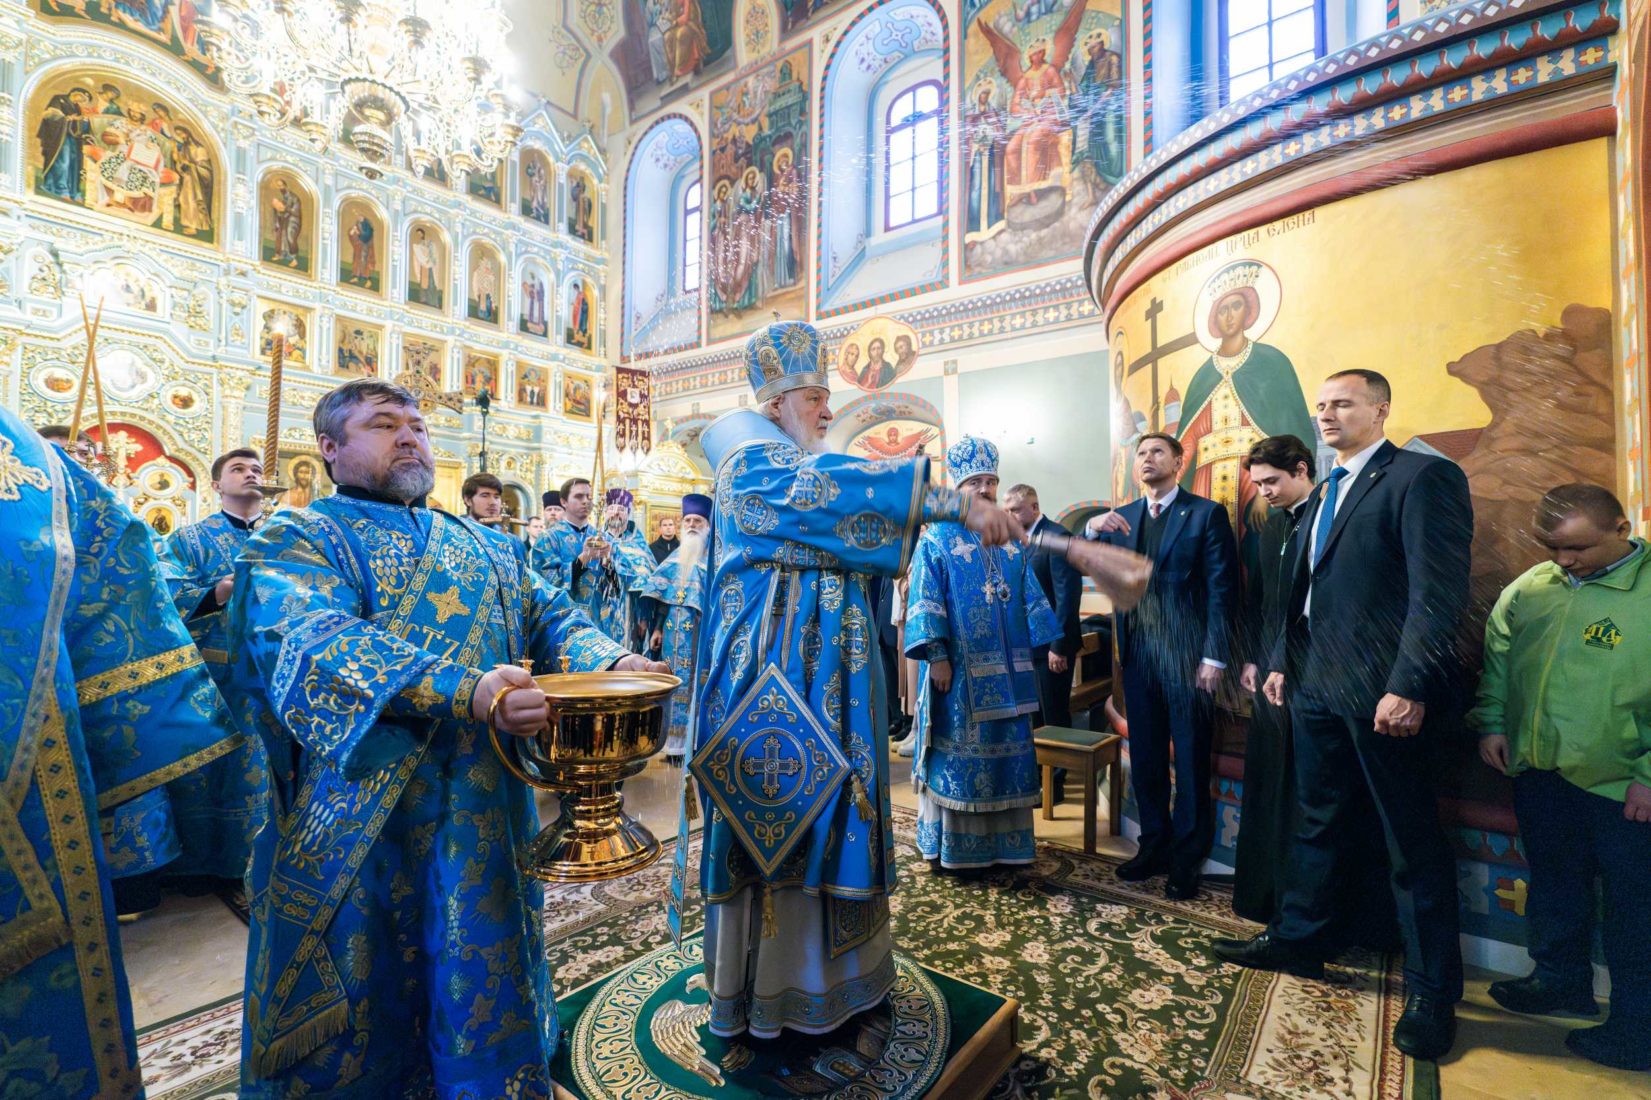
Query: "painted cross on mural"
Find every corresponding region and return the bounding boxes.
[1125,296,1199,431]
[743,733,802,798]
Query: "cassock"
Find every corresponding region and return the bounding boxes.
[0,410,243,1099]
[906,514,1060,868]
[637,541,707,759]
[156,510,272,878]
[227,487,626,1098]
[680,320,970,1040]
[530,520,654,645]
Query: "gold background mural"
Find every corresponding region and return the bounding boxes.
[1112,139,1618,603]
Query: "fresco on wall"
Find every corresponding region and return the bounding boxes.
[609,0,738,119]
[568,168,598,243]
[461,349,501,398]
[962,0,1125,280]
[406,221,448,312]
[836,316,920,392]
[83,262,163,315]
[466,161,505,207]
[563,370,595,421]
[259,170,315,275]
[1110,140,1617,613]
[401,335,447,387]
[281,451,332,510]
[565,277,597,350]
[255,301,310,367]
[707,46,810,343]
[33,0,224,89]
[333,319,383,378]
[29,72,218,244]
[516,363,550,410]
[521,149,555,224]
[338,197,383,294]
[467,242,504,326]
[520,264,552,339]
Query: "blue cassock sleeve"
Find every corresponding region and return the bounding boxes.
[157,525,217,622]
[229,512,482,781]
[1022,551,1063,650]
[522,551,630,674]
[903,530,952,662]
[722,443,950,576]
[58,456,240,810]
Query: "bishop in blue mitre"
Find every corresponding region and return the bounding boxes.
[0,406,245,1100]
[225,379,665,1099]
[531,482,655,645]
[638,491,712,760]
[682,319,1029,1039]
[154,446,272,884]
[906,437,1062,869]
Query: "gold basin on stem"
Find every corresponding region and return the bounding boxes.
[488,671,680,882]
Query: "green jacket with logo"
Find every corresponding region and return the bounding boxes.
[1471,543,1651,801]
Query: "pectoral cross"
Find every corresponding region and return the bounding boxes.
[742,734,801,798]
[1126,296,1200,431]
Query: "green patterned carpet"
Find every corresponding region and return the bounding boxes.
[139,806,1438,1099]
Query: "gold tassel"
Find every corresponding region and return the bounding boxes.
[253,999,350,1078]
[850,773,874,822]
[684,772,700,822]
[761,882,777,939]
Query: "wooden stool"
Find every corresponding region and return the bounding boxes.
[1033,726,1123,855]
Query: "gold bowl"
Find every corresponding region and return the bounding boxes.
[488,670,680,882]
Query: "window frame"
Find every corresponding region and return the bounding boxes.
[881,78,946,234]
[679,177,703,295]
[1217,0,1326,105]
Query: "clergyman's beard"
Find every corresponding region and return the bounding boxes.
[376,458,436,502]
[776,406,828,455]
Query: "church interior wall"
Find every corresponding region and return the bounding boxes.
[1,5,618,521]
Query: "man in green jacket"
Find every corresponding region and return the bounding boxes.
[1473,482,1651,1072]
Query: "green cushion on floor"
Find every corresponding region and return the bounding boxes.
[1032,725,1118,749]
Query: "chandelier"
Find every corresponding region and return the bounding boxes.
[209,0,523,177]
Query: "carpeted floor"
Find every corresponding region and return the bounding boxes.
[138,806,1436,1098]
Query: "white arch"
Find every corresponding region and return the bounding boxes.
[622,114,702,360]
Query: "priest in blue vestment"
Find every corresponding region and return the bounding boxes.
[531,481,654,644]
[154,446,271,884]
[226,379,667,1099]
[0,406,245,1099]
[683,319,1031,1040]
[638,491,711,760]
[906,437,1062,869]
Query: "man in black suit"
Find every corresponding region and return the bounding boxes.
[1231,435,1318,923]
[1214,369,1472,1062]
[1004,484,1084,730]
[650,514,680,563]
[1086,432,1238,899]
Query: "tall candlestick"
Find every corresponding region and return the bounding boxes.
[263,333,285,476]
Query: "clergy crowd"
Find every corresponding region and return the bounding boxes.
[5,318,1648,1099]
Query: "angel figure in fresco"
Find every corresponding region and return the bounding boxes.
[856,424,938,458]
[732,165,765,309]
[978,0,1089,205]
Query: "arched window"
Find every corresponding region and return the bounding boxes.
[1221,0,1323,101]
[681,181,703,293]
[884,80,943,231]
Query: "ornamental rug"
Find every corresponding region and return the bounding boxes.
[137,806,1438,1099]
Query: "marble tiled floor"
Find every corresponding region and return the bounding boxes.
[121,754,1649,1098]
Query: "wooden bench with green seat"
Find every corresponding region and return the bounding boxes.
[1034,725,1123,855]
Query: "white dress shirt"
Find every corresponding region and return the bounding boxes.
[1304,436,1386,616]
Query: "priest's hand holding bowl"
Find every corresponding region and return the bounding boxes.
[472,656,672,737]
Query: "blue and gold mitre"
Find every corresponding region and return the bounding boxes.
[946,435,999,485]
[745,319,829,403]
[689,664,851,878]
